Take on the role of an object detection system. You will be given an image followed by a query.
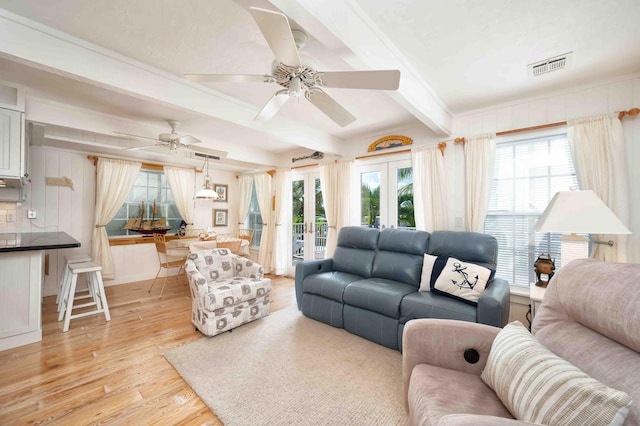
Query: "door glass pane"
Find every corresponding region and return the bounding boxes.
[361,171,380,228]
[396,166,415,229]
[292,179,304,260]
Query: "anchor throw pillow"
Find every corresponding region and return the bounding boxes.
[430,256,493,304]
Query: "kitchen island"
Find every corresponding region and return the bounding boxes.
[0,232,81,351]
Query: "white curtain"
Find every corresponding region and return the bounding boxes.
[254,173,273,272]
[464,134,496,232]
[320,160,353,257]
[271,169,291,275]
[91,158,141,280]
[568,114,630,262]
[164,166,195,228]
[411,145,449,231]
[237,175,254,227]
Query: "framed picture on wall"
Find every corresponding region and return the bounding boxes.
[213,209,228,227]
[214,183,228,202]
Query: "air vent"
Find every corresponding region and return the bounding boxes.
[527,52,573,77]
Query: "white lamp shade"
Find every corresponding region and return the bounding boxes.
[534,190,630,234]
[195,185,219,200]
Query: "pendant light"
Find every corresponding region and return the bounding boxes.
[195,156,219,200]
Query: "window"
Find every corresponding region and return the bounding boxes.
[247,184,263,246]
[107,169,183,236]
[484,133,578,287]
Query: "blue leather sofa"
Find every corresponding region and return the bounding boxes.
[295,227,510,351]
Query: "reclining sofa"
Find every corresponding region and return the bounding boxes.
[295,227,510,351]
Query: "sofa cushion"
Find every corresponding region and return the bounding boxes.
[481,321,633,426]
[188,248,234,281]
[203,277,271,311]
[428,231,497,271]
[430,256,493,304]
[399,291,476,325]
[372,228,430,286]
[332,226,379,278]
[408,363,513,426]
[302,271,363,303]
[343,278,416,319]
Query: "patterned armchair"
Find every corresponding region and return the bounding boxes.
[185,248,271,337]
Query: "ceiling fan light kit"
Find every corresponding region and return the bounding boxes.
[184,7,401,127]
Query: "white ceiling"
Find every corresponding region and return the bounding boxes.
[0,0,639,170]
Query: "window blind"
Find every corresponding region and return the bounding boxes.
[484,134,578,286]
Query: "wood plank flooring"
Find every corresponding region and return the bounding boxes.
[0,274,296,425]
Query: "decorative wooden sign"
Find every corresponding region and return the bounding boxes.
[45,176,75,190]
[367,135,412,152]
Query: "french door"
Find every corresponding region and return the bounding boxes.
[290,170,326,272]
[357,158,415,230]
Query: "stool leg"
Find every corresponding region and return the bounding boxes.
[63,273,78,332]
[56,263,69,308]
[58,265,72,322]
[94,271,110,322]
[88,272,102,311]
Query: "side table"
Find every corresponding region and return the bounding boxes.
[529,283,547,325]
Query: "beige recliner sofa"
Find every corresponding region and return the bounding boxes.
[403,259,639,425]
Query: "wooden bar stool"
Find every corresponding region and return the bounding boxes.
[60,261,111,332]
[56,254,93,312]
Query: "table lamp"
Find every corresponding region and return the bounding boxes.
[534,188,631,267]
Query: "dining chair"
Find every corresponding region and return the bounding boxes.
[238,228,255,245]
[149,233,188,298]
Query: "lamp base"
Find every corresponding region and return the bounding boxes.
[535,280,549,288]
[560,234,589,268]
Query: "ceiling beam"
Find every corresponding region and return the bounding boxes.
[269,0,453,136]
[0,8,344,156]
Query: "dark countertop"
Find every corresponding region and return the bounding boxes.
[0,232,81,253]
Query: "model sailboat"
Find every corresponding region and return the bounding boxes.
[122,200,171,234]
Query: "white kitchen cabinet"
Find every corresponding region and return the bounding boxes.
[0,107,25,179]
[0,250,43,351]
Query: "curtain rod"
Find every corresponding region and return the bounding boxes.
[355,148,411,160]
[86,155,201,172]
[457,107,639,139]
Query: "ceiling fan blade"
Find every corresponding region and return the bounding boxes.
[306,90,356,127]
[122,143,161,152]
[186,145,228,159]
[113,131,159,142]
[318,70,401,90]
[255,90,290,121]
[185,74,273,83]
[249,7,301,67]
[176,135,201,146]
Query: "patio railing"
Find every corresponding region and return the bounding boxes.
[292,222,328,260]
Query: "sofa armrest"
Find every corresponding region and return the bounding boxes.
[402,319,500,412]
[294,258,334,308]
[438,415,533,425]
[232,255,264,280]
[477,277,510,327]
[185,260,208,309]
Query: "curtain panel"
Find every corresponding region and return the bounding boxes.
[568,114,630,262]
[464,134,496,232]
[254,173,273,272]
[320,160,353,258]
[91,158,142,279]
[164,166,195,228]
[271,169,292,275]
[411,145,449,232]
[237,175,254,226]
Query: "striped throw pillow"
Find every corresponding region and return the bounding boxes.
[481,321,632,426]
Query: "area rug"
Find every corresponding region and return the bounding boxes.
[164,307,408,425]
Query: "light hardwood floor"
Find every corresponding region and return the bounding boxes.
[0,274,296,425]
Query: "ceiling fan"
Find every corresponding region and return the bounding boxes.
[184,7,401,127]
[114,120,227,158]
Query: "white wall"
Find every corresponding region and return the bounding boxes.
[452,74,640,263]
[21,146,238,295]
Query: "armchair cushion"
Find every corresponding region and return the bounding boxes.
[481,321,633,426]
[190,248,234,281]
